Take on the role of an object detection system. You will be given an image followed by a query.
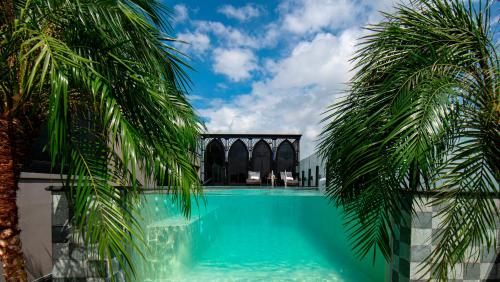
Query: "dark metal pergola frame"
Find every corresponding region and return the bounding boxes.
[200,133,301,185]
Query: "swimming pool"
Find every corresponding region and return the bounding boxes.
[132,188,387,281]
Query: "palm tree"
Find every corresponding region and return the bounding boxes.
[319,0,498,279]
[0,0,201,280]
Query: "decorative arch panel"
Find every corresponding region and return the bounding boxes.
[276,140,296,174]
[252,140,273,180]
[204,139,225,184]
[228,140,248,184]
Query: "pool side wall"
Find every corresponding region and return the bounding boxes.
[51,191,125,282]
[391,197,500,282]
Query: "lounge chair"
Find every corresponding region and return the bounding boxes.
[246,171,261,185]
[280,171,299,186]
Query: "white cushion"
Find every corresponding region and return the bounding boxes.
[286,176,294,181]
[248,171,260,180]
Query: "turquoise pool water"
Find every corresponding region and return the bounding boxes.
[133,189,387,281]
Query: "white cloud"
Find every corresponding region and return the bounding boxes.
[190,20,281,50]
[279,0,397,34]
[491,15,500,26]
[176,31,211,55]
[201,30,362,156]
[173,4,189,23]
[268,32,356,89]
[216,82,229,89]
[194,21,260,49]
[280,0,355,34]
[196,0,399,156]
[218,4,262,21]
[212,48,258,81]
[188,95,203,101]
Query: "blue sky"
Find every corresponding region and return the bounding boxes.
[164,0,499,157]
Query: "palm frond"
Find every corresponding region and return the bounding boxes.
[2,0,202,279]
[319,1,499,279]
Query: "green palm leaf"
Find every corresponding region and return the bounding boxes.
[1,0,202,279]
[319,0,499,280]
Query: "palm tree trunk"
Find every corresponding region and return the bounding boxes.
[0,118,27,282]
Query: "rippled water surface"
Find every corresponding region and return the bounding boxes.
[133,189,386,281]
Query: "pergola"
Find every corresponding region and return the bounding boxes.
[200,133,301,185]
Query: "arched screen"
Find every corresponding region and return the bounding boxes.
[276,141,295,174]
[205,140,225,184]
[228,140,248,184]
[251,140,272,180]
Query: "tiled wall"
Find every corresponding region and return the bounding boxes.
[51,191,124,282]
[391,197,500,282]
[391,199,412,282]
